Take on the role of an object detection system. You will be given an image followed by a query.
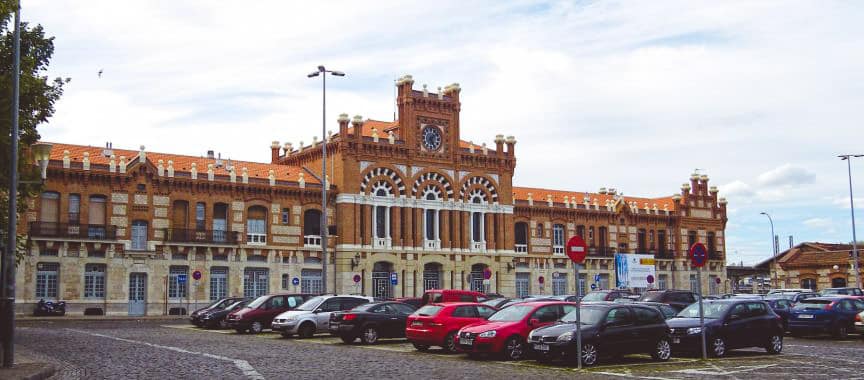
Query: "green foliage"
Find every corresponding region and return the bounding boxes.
[0,0,69,263]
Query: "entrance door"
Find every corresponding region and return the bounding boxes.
[372,262,393,299]
[129,273,147,316]
[515,273,530,298]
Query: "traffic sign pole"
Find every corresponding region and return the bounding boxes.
[689,242,708,360]
[565,235,587,370]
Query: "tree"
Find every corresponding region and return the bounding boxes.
[0,0,69,263]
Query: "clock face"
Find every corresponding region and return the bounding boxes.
[422,126,442,151]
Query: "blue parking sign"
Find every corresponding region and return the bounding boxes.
[177,274,187,284]
[390,272,398,285]
[594,274,601,282]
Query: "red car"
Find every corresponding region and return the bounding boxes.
[405,302,498,352]
[420,289,487,306]
[457,301,576,360]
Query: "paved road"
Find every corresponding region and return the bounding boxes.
[14,320,864,379]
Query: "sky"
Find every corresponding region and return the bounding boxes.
[22,0,864,265]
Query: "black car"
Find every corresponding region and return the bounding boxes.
[198,299,249,329]
[190,297,245,326]
[528,303,672,366]
[581,290,635,303]
[638,290,700,312]
[667,299,784,358]
[763,298,794,330]
[330,301,417,344]
[635,301,679,320]
[766,292,818,304]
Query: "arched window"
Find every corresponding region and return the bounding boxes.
[303,209,322,246]
[246,206,267,245]
[514,222,528,253]
[470,195,485,250]
[423,262,442,291]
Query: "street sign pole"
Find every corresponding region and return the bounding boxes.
[698,266,706,360]
[575,263,582,370]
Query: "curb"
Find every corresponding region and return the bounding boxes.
[0,363,57,380]
[22,363,56,380]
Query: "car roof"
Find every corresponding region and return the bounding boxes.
[804,296,846,301]
[427,302,483,307]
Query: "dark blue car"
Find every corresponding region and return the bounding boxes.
[788,297,864,339]
[763,298,794,331]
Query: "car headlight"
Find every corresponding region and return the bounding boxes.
[479,330,497,338]
[557,331,574,342]
[528,330,536,340]
[687,327,702,335]
[202,315,212,319]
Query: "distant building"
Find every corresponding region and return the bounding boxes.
[18,76,728,316]
[758,242,862,290]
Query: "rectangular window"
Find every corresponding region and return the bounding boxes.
[707,232,716,254]
[131,221,148,250]
[169,266,188,299]
[689,274,698,292]
[247,207,267,245]
[195,202,206,231]
[301,269,323,294]
[552,274,567,296]
[210,267,228,301]
[658,274,668,290]
[576,225,585,239]
[88,195,107,238]
[552,224,565,254]
[687,231,697,248]
[708,275,719,295]
[515,273,530,298]
[35,262,59,299]
[658,230,667,254]
[68,194,81,224]
[637,229,647,252]
[213,203,228,242]
[84,264,106,299]
[281,208,290,225]
[40,192,60,223]
[243,268,269,298]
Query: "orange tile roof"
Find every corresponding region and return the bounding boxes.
[47,142,318,184]
[513,186,678,211]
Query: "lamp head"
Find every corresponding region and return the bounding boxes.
[307,71,320,78]
[31,142,53,180]
[331,71,345,77]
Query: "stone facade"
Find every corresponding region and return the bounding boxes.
[761,242,862,290]
[18,76,727,316]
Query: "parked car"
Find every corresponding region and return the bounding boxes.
[581,290,634,303]
[763,298,794,331]
[528,303,672,366]
[406,302,498,353]
[272,295,373,338]
[667,299,784,358]
[854,310,864,335]
[819,288,864,296]
[198,299,248,329]
[547,295,581,302]
[190,297,245,326]
[788,297,864,338]
[638,289,700,312]
[634,301,679,320]
[226,294,313,334]
[457,301,576,360]
[329,301,417,344]
[766,292,818,304]
[768,288,815,295]
[498,297,557,309]
[420,289,487,306]
[393,297,422,308]
[482,298,512,309]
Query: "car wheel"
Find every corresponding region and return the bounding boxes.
[503,336,525,361]
[340,335,356,344]
[361,327,379,344]
[766,334,783,354]
[412,343,430,351]
[711,337,727,358]
[651,338,672,361]
[834,325,849,339]
[218,319,228,329]
[250,321,263,334]
[580,343,599,366]
[442,331,458,353]
[298,322,315,339]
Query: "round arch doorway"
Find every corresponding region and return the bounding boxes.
[372,261,394,299]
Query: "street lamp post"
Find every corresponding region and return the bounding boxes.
[760,212,778,289]
[307,66,344,294]
[840,154,863,289]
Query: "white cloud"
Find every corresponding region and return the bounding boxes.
[803,217,832,229]
[757,164,816,187]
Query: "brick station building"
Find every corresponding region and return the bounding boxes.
[18,76,728,316]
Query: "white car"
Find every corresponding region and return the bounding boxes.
[271,295,373,338]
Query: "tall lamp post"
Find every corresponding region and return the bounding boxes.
[840,154,862,289]
[307,66,344,294]
[760,212,778,289]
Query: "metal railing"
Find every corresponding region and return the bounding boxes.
[28,222,117,240]
[515,243,528,253]
[304,235,322,247]
[164,228,239,245]
[423,239,439,250]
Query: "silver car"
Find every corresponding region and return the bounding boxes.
[271,295,373,338]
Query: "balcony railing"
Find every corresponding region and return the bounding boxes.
[375,237,393,249]
[304,235,322,247]
[515,243,528,253]
[164,228,239,245]
[29,222,117,240]
[553,246,565,255]
[471,241,486,251]
[246,233,267,245]
[423,239,439,250]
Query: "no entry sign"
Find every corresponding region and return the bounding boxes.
[565,235,588,264]
[689,242,708,268]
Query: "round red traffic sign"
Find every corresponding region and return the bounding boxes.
[565,235,588,264]
[192,270,202,281]
[538,276,545,284]
[647,274,655,284]
[353,274,361,283]
[715,277,722,284]
[483,268,493,280]
[689,242,708,268]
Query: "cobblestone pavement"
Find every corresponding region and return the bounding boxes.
[14,320,864,379]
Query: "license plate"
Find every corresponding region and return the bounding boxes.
[798,314,814,319]
[330,323,339,329]
[459,338,473,345]
[533,344,549,351]
[411,321,423,326]
[672,337,680,344]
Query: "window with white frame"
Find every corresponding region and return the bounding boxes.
[469,193,485,249]
[515,273,530,298]
[210,267,228,301]
[658,274,668,290]
[514,222,528,253]
[168,266,188,299]
[552,224,565,254]
[84,264,106,299]
[301,269,323,294]
[423,186,441,248]
[131,220,148,250]
[552,273,567,296]
[35,262,59,299]
[303,209,322,246]
[689,274,698,292]
[244,268,269,298]
[246,206,267,245]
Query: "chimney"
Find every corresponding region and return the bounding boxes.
[215,153,223,168]
[442,82,461,102]
[338,113,350,139]
[505,135,516,156]
[207,150,215,159]
[422,84,428,98]
[494,134,505,155]
[271,141,280,163]
[284,142,293,155]
[102,142,113,157]
[138,145,146,162]
[352,115,364,143]
[690,172,699,194]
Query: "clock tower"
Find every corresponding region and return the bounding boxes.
[395,75,462,163]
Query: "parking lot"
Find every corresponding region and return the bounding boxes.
[14,319,864,379]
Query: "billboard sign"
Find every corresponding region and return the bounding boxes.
[615,253,656,288]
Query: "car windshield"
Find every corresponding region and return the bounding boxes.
[414,305,443,316]
[487,305,534,322]
[820,289,846,295]
[639,292,665,302]
[560,307,606,325]
[245,295,269,309]
[765,294,794,300]
[352,303,377,312]
[206,299,228,309]
[581,292,609,302]
[793,300,831,310]
[676,302,730,319]
[295,296,325,311]
[226,301,245,310]
[482,299,504,307]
